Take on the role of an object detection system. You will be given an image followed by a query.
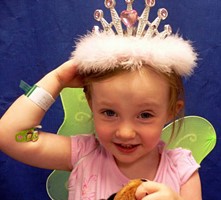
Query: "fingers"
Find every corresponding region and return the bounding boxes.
[56,60,78,78]
[54,60,84,88]
[135,181,175,200]
[135,180,150,200]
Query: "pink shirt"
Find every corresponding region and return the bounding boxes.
[68,134,200,200]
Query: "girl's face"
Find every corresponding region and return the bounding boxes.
[89,69,173,166]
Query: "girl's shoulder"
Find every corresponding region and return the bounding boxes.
[71,134,99,151]
[159,141,200,184]
[158,140,199,167]
[70,134,100,164]
[166,148,199,167]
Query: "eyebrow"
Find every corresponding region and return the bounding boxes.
[93,99,115,106]
[95,99,160,108]
[136,101,161,109]
[97,102,117,108]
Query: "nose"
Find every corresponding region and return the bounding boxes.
[115,124,136,140]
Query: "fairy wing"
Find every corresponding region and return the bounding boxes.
[56,88,94,136]
[161,116,216,164]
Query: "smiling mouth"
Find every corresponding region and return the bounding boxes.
[119,144,138,148]
[114,143,140,153]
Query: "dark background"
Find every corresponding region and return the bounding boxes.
[0,0,220,199]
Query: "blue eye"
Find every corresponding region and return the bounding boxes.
[102,110,116,117]
[139,112,152,119]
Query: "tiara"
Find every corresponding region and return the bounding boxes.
[71,0,197,77]
[93,0,172,38]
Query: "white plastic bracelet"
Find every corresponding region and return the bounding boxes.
[26,85,55,111]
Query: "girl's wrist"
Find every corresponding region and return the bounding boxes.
[36,70,64,99]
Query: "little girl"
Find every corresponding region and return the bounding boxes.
[0,1,201,199]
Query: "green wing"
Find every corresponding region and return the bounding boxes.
[161,116,216,164]
[46,88,217,200]
[57,88,94,136]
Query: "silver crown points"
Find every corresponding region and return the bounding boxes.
[93,0,172,38]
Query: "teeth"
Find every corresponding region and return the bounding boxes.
[121,144,134,148]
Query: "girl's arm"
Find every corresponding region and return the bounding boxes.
[135,171,202,200]
[180,171,202,200]
[0,60,83,171]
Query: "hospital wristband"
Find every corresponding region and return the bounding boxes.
[26,85,55,111]
[20,80,55,111]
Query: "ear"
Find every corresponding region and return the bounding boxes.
[175,100,184,115]
[167,100,184,122]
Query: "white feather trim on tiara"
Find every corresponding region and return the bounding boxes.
[70,0,198,77]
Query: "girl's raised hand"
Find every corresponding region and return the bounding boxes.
[53,60,84,88]
[135,181,182,200]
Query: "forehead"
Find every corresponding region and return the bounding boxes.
[90,68,170,104]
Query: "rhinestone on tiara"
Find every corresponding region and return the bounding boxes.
[93,0,172,38]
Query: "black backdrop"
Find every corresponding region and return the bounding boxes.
[0,0,221,199]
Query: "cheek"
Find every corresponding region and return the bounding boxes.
[140,125,163,143]
[94,119,112,141]
[142,133,161,151]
